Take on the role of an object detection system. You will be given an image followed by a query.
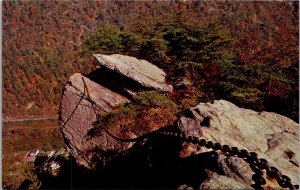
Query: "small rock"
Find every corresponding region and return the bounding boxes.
[200,172,252,189]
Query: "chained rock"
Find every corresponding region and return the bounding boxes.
[59,54,173,169]
[176,100,299,189]
[58,54,299,189]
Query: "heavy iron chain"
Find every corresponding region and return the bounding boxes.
[81,77,299,190]
[155,130,299,190]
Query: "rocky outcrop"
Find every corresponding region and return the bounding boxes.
[58,54,298,189]
[59,73,131,168]
[177,100,299,188]
[93,54,173,92]
[59,54,174,169]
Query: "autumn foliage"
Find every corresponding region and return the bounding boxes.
[3,1,299,121]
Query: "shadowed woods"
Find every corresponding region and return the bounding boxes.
[36,131,218,189]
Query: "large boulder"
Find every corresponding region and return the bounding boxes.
[59,54,174,169]
[177,100,299,188]
[93,54,173,92]
[58,73,132,168]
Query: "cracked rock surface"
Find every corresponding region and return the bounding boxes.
[177,100,299,187]
[59,73,131,168]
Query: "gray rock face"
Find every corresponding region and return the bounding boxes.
[177,100,299,188]
[200,172,253,190]
[93,54,173,91]
[59,73,132,168]
[216,155,253,185]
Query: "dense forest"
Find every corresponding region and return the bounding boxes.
[2,1,299,121]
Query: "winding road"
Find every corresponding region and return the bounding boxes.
[2,116,57,123]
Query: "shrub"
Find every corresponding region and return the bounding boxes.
[119,32,142,56]
[81,24,123,55]
[100,91,179,136]
[3,159,41,190]
[139,38,169,66]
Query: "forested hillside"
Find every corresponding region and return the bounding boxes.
[2,1,298,121]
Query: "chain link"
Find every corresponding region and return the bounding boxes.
[158,130,299,190]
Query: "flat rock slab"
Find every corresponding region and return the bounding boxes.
[93,54,173,91]
[59,73,131,168]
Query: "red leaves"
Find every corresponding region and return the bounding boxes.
[202,61,220,78]
[264,79,290,98]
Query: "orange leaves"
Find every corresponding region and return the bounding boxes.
[102,91,179,137]
[135,107,177,133]
[16,56,24,63]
